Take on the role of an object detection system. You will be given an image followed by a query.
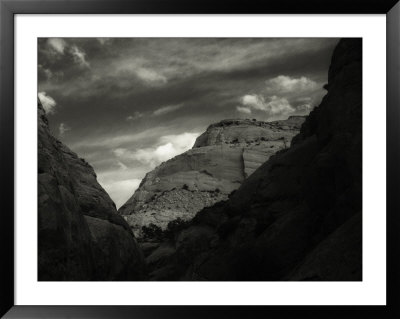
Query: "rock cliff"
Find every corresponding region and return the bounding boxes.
[118,116,305,236]
[38,101,146,280]
[142,38,362,281]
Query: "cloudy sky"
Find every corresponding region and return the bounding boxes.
[38,38,338,208]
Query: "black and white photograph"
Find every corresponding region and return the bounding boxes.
[37,37,362,281]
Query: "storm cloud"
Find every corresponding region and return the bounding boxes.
[38,38,338,207]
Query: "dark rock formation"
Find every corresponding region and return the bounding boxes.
[144,38,362,281]
[38,102,146,280]
[118,116,305,237]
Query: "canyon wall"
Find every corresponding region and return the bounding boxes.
[142,38,362,281]
[38,102,146,280]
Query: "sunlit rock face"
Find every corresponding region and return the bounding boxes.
[38,101,146,280]
[118,116,305,236]
[143,38,362,281]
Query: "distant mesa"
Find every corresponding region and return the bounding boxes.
[118,116,305,237]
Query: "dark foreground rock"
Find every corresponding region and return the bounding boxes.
[38,102,146,280]
[144,38,362,281]
[119,116,305,237]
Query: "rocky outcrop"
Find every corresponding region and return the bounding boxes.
[144,38,362,281]
[38,102,146,280]
[118,116,305,236]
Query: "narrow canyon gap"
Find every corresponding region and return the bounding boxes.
[38,38,361,281]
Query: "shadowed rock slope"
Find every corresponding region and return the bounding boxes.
[38,101,146,280]
[143,38,362,281]
[118,116,305,237]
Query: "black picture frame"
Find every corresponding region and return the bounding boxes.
[1,0,399,318]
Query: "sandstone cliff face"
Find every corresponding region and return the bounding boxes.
[143,38,362,281]
[38,102,145,280]
[118,117,304,236]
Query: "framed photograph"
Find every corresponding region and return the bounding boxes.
[1,0,399,318]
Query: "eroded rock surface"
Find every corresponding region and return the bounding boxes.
[38,102,145,280]
[143,38,362,281]
[118,117,304,236]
